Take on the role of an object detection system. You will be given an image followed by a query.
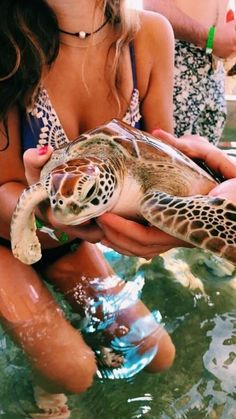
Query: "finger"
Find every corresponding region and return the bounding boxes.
[98,213,184,247]
[152,129,211,157]
[98,216,182,257]
[101,240,135,257]
[23,146,54,185]
[152,129,236,179]
[152,128,179,147]
[180,134,209,144]
[69,224,104,243]
[208,178,236,203]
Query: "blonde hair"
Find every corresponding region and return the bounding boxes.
[104,0,140,113]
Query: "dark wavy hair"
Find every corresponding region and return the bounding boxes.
[0,0,139,129]
[0,0,59,123]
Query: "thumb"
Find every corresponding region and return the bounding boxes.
[23,145,54,185]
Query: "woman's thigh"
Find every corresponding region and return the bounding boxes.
[0,245,97,393]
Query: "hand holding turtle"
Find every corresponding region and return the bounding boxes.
[97,214,186,259]
[98,128,236,259]
[23,145,54,186]
[153,129,236,205]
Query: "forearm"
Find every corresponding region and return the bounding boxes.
[143,0,208,48]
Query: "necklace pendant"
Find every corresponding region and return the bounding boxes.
[79,31,87,39]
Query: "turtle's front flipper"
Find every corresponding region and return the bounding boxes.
[140,191,236,265]
[11,183,48,265]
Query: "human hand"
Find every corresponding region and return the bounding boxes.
[23,146,104,243]
[213,20,236,59]
[23,145,54,185]
[152,129,236,180]
[97,214,186,259]
[153,128,236,204]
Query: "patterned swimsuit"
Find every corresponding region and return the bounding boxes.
[22,44,142,152]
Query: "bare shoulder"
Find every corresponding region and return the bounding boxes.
[136,10,174,50]
[133,11,175,99]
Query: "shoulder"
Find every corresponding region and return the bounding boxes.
[130,11,175,114]
[133,11,174,79]
[136,10,174,48]
[133,10,174,71]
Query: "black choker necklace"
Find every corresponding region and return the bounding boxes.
[59,18,109,40]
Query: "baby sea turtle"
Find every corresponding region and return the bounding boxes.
[11,119,236,265]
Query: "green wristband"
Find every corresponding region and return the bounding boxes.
[35,217,69,243]
[205,26,216,55]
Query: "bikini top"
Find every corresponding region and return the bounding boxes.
[21,43,142,152]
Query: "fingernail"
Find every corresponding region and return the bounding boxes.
[38,145,48,155]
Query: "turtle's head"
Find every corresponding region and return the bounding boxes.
[46,157,120,224]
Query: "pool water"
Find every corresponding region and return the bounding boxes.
[0,247,235,418]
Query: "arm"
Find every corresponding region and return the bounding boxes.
[143,0,208,48]
[0,109,30,241]
[138,12,175,133]
[143,0,236,59]
[0,110,102,245]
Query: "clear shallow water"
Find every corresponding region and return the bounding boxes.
[0,248,235,418]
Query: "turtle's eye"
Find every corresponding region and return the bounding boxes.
[79,179,97,202]
[84,183,96,200]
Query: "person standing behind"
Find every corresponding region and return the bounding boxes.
[143,0,236,144]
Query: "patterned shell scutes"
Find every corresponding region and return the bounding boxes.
[78,120,218,182]
[38,119,219,186]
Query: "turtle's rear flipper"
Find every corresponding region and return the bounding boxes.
[140,191,236,265]
[11,183,48,265]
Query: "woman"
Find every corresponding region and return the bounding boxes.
[0,0,176,394]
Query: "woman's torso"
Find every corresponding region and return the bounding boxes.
[22,41,144,151]
[31,21,151,140]
[21,11,174,151]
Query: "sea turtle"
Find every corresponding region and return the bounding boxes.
[11,119,236,265]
